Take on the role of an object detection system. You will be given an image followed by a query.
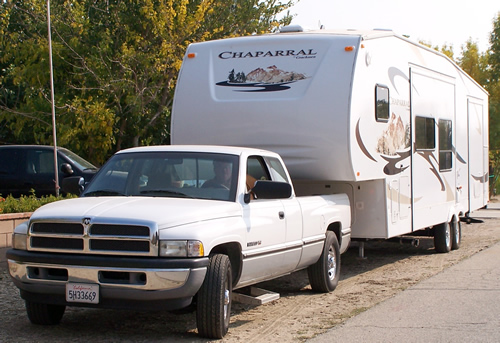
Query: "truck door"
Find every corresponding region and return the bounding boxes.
[264,156,302,270]
[239,156,287,284]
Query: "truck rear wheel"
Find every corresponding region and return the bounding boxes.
[25,300,65,325]
[451,217,461,250]
[196,254,232,339]
[308,231,340,293]
[434,221,452,253]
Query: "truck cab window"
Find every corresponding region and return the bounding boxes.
[247,156,271,184]
[265,157,289,183]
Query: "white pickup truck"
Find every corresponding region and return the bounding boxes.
[7,145,350,338]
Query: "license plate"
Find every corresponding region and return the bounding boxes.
[66,283,99,304]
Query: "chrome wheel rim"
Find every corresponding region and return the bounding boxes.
[445,223,451,247]
[327,245,337,281]
[223,287,230,321]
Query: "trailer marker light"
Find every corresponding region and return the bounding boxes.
[187,53,196,59]
[345,46,355,52]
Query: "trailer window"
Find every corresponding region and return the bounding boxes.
[415,116,435,150]
[439,119,452,171]
[375,85,389,122]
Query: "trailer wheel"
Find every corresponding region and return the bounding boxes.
[308,231,341,293]
[25,301,65,325]
[196,254,232,339]
[434,221,452,253]
[451,217,461,250]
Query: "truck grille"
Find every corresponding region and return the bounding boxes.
[29,222,156,256]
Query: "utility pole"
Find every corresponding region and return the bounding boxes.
[47,0,59,196]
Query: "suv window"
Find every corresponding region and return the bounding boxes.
[0,149,19,175]
[26,149,54,174]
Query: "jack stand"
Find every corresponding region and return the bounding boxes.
[358,241,366,259]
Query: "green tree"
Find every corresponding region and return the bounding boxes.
[490,12,500,83]
[419,40,455,60]
[0,0,294,164]
[484,13,500,195]
[458,39,488,86]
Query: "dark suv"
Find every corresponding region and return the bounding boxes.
[0,145,98,197]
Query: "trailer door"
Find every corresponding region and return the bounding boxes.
[410,66,456,231]
[468,99,488,212]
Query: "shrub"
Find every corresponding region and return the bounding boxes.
[0,191,77,214]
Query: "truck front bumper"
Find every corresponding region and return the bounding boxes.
[7,249,208,311]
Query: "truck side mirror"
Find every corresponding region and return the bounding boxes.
[61,176,85,195]
[60,163,74,176]
[248,180,292,202]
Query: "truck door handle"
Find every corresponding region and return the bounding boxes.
[279,211,285,219]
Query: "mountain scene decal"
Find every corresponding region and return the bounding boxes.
[376,113,410,156]
[216,65,308,92]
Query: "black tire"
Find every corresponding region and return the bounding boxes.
[434,221,452,253]
[307,231,341,293]
[451,217,461,250]
[25,301,65,325]
[196,254,232,339]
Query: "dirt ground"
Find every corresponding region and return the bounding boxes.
[2,206,500,342]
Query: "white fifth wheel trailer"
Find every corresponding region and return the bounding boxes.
[171,26,489,253]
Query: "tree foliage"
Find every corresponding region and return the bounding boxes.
[487,13,500,195]
[424,14,500,195]
[0,0,294,164]
[457,13,500,195]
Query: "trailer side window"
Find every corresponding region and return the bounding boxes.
[415,116,435,150]
[375,85,389,122]
[439,119,452,171]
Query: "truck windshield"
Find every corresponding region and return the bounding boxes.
[82,152,239,202]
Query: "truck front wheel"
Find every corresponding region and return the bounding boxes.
[196,254,232,339]
[25,300,65,325]
[308,231,340,293]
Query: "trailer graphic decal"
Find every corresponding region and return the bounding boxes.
[355,120,377,162]
[381,151,411,175]
[472,173,489,184]
[416,150,445,191]
[216,65,308,92]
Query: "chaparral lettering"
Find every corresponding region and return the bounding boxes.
[218,49,318,59]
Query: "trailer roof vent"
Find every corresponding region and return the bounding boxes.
[280,24,304,33]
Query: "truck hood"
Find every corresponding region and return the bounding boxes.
[30,197,242,229]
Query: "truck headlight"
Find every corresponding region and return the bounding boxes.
[159,240,204,257]
[12,233,28,250]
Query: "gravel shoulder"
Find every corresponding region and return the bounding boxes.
[2,207,500,342]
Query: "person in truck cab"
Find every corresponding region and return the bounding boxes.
[202,160,232,189]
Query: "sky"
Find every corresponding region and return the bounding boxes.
[288,0,500,55]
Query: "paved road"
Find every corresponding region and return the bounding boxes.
[308,203,500,343]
